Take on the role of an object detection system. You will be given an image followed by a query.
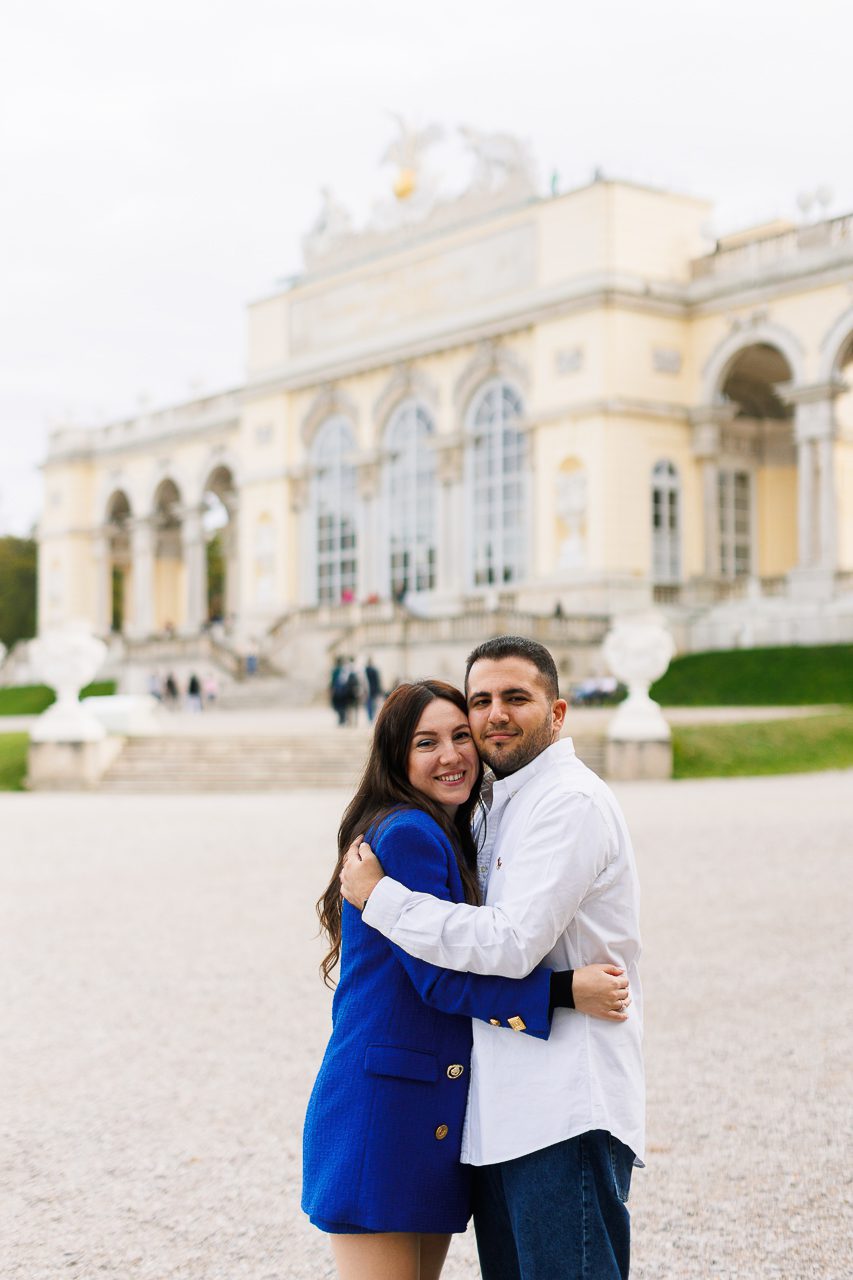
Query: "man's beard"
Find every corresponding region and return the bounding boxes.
[477,713,555,778]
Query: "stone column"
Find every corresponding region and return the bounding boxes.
[690,408,732,581]
[817,436,837,574]
[795,436,816,569]
[181,506,208,633]
[701,459,720,577]
[434,434,465,600]
[92,529,112,636]
[223,499,240,621]
[785,383,843,597]
[288,470,312,606]
[129,518,155,638]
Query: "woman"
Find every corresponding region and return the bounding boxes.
[303,680,626,1280]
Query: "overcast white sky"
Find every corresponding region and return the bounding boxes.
[1,0,851,535]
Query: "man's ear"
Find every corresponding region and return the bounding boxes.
[552,699,568,734]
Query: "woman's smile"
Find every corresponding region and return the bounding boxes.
[407,701,480,813]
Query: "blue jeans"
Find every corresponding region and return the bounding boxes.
[472,1130,634,1280]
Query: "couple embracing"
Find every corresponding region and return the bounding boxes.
[303,635,644,1280]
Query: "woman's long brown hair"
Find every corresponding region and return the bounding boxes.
[317,680,483,986]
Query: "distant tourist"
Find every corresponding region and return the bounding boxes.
[147,672,163,702]
[186,673,202,712]
[364,657,382,722]
[164,672,179,707]
[343,657,363,726]
[203,673,219,705]
[330,657,348,726]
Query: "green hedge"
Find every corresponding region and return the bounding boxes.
[672,710,853,778]
[0,734,28,790]
[651,645,853,707]
[0,681,117,716]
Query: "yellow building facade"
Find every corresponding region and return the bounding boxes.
[39,167,853,668]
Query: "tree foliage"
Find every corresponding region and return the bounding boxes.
[0,537,37,649]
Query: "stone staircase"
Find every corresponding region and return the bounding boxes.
[98,732,372,792]
[97,731,607,792]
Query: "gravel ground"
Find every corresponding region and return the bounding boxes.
[2,771,852,1279]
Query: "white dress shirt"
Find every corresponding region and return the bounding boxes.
[362,737,645,1166]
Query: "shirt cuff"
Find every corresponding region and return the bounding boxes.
[361,875,410,937]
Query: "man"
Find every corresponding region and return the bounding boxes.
[341,636,643,1280]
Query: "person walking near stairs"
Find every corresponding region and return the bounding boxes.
[364,657,382,723]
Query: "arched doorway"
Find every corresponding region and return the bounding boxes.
[104,490,132,631]
[716,343,796,580]
[201,465,237,625]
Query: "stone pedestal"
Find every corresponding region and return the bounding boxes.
[605,737,673,782]
[28,737,124,790]
[604,614,675,781]
[27,622,119,789]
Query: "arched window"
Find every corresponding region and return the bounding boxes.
[467,380,527,587]
[311,417,357,604]
[651,461,681,584]
[384,400,437,596]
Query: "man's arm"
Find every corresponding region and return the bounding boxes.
[351,791,615,979]
[366,816,558,1038]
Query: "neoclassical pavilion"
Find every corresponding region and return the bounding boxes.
[39,159,853,658]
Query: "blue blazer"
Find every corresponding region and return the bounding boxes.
[302,807,552,1235]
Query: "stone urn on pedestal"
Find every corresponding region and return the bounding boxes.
[603,615,675,781]
[27,623,121,789]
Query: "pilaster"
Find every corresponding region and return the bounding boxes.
[128,518,155,639]
[91,529,112,637]
[783,382,843,584]
[181,506,208,634]
[689,405,734,580]
[434,434,465,598]
[356,456,382,600]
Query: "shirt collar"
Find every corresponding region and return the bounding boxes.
[491,735,576,801]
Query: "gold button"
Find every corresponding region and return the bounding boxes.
[508,1015,527,1032]
[489,1018,501,1027]
[435,1124,449,1140]
[447,1064,464,1079]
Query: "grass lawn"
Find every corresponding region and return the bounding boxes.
[645,645,850,706]
[0,681,116,716]
[0,734,29,790]
[651,644,853,706]
[673,709,853,778]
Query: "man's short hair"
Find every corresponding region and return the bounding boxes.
[465,635,560,700]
